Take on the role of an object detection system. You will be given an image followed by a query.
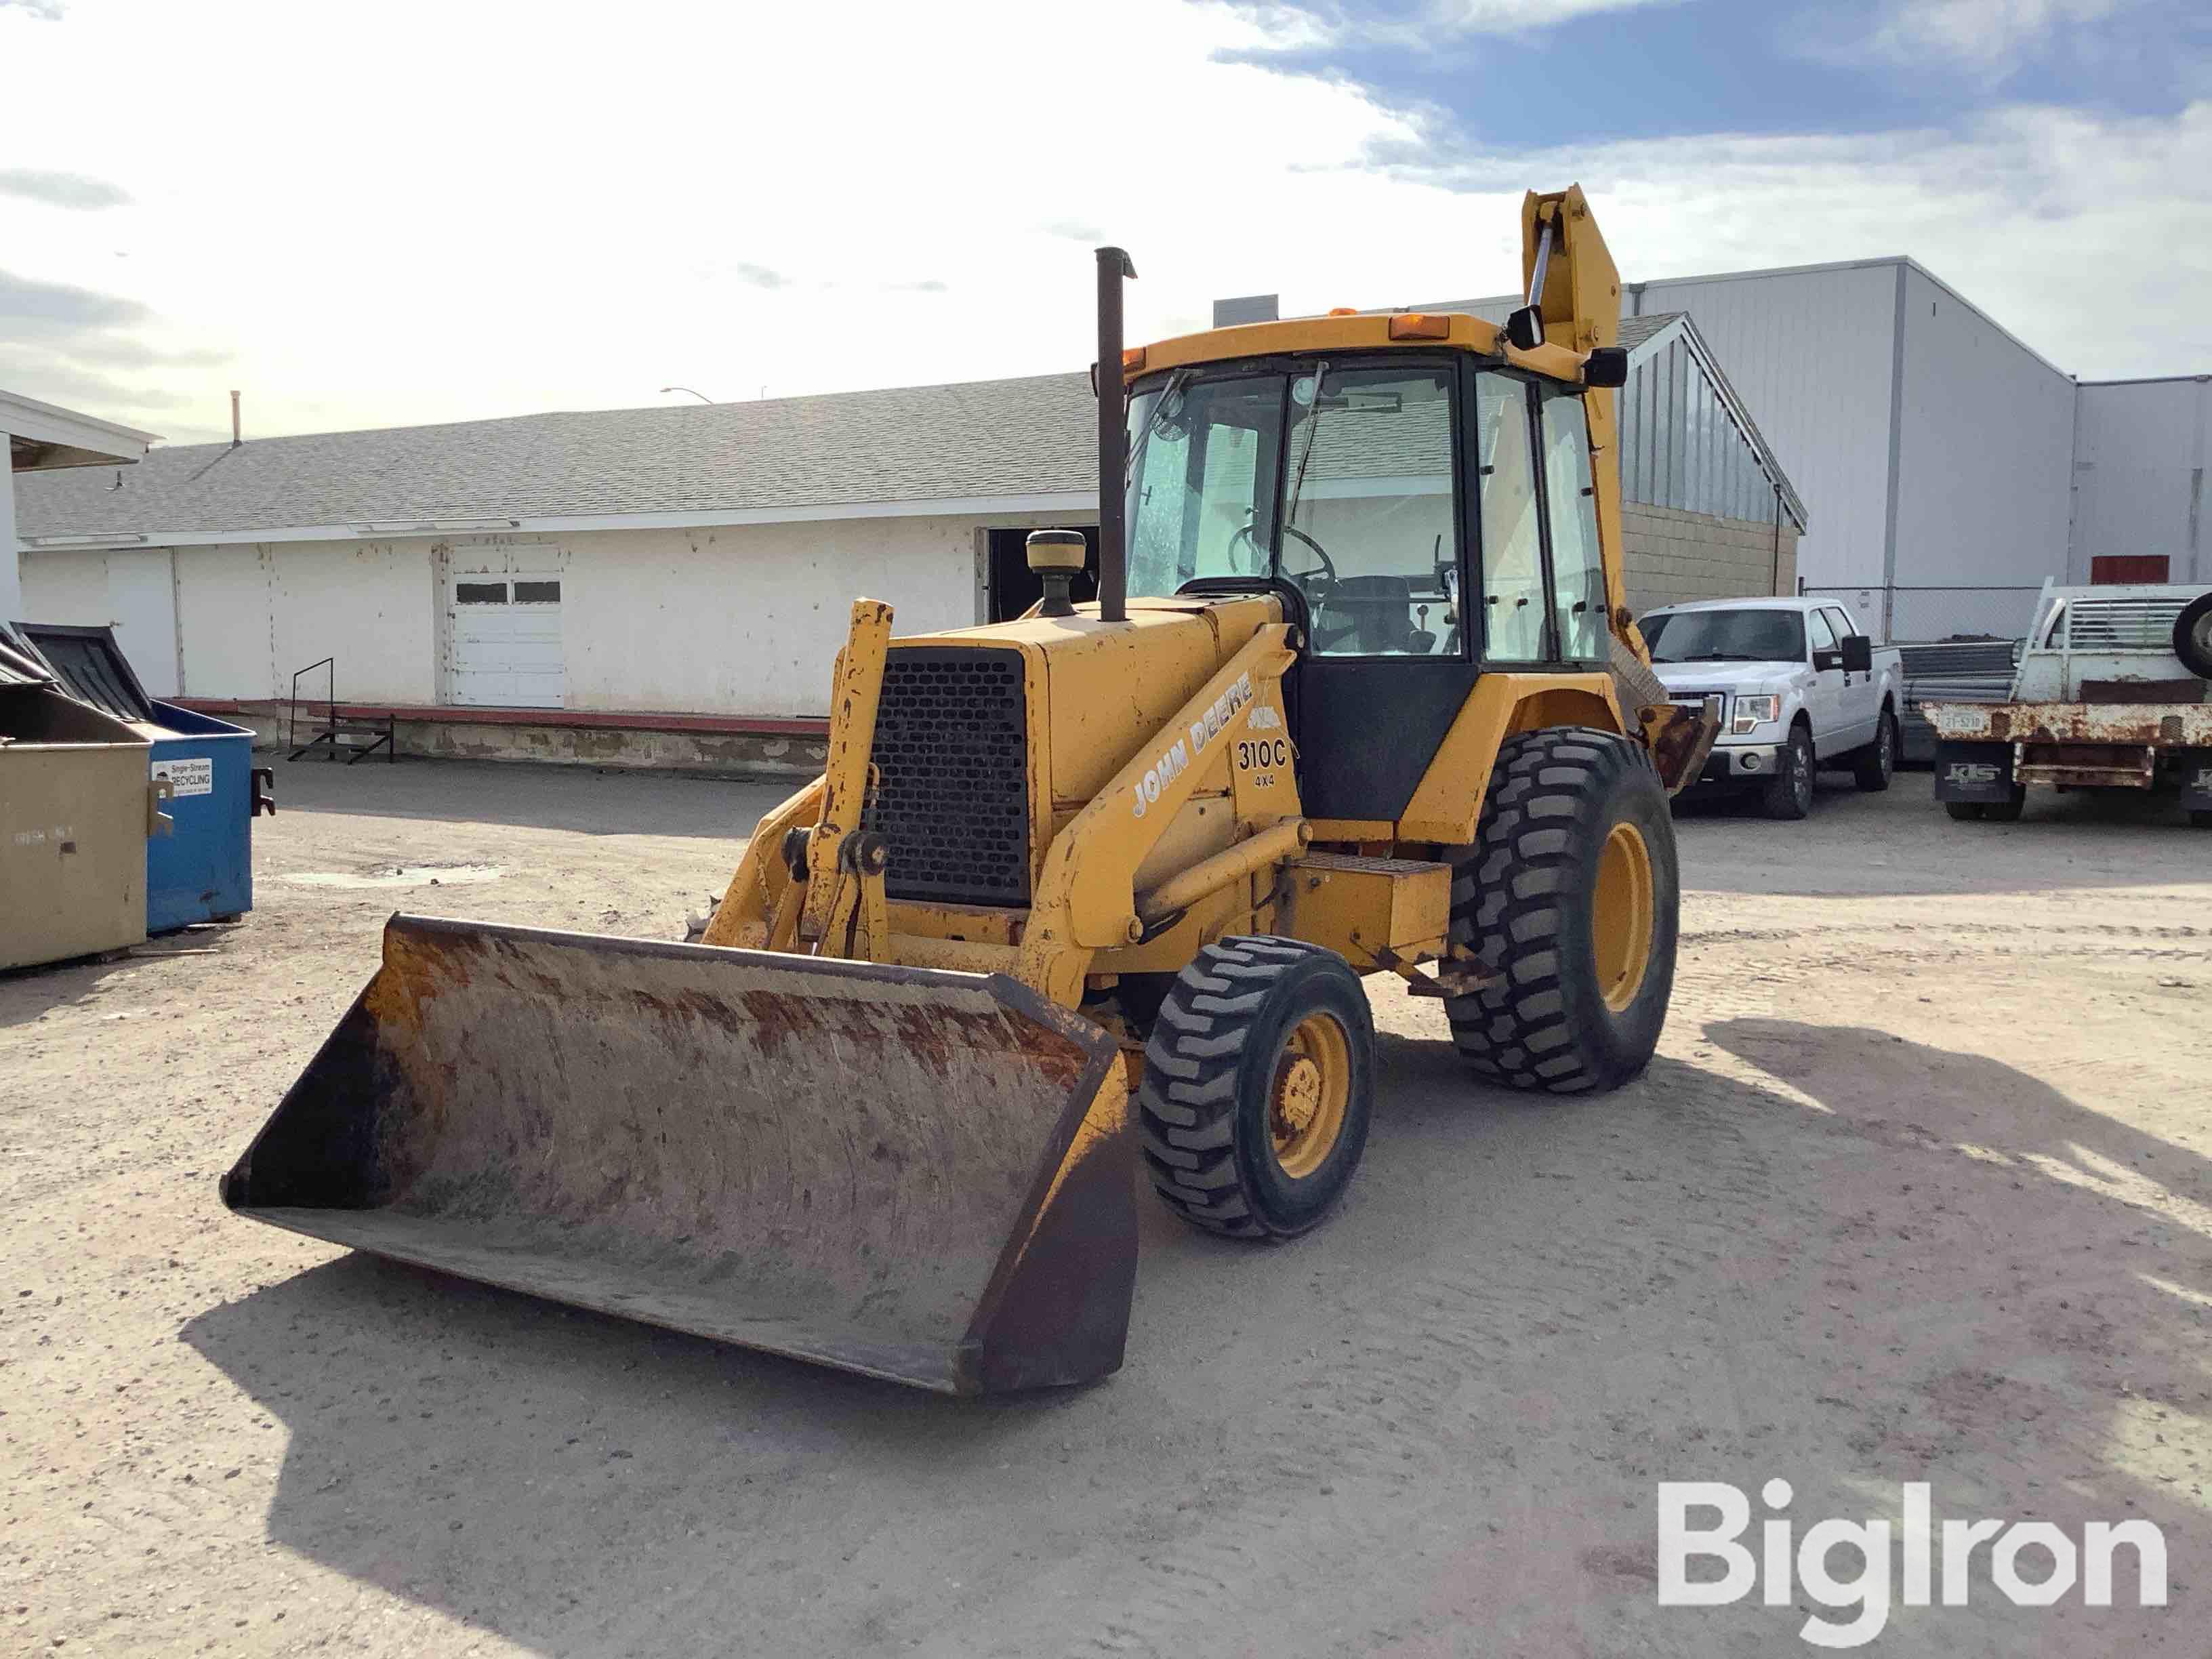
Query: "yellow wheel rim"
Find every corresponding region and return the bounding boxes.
[1591,821,1656,1014]
[1270,1012,1351,1179]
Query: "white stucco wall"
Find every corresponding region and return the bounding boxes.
[523,516,981,715]
[37,512,996,716]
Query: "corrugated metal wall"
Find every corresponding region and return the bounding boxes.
[1893,266,2075,598]
[1633,262,1900,592]
[1616,334,1782,527]
[2072,377,2210,586]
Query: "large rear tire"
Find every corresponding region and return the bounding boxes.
[1446,729,1679,1094]
[1139,938,1376,1240]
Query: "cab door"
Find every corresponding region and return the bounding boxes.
[1285,359,1477,821]
[1803,605,1848,756]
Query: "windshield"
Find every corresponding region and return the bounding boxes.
[1125,365,1460,657]
[1642,608,1805,664]
[1126,375,1284,598]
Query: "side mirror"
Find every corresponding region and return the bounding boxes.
[1582,346,1629,389]
[1841,634,1874,674]
[1504,305,1545,352]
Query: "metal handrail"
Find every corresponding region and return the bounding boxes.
[289,657,335,754]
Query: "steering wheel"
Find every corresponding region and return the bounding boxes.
[1279,525,1337,588]
[1227,521,1338,587]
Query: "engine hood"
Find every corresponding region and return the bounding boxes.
[1650,659,1801,693]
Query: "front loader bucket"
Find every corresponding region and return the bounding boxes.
[222,916,1136,1395]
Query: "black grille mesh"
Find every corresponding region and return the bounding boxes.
[865,647,1029,907]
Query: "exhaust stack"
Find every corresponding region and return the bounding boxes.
[1094,247,1135,623]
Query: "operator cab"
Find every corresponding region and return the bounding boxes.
[1122,347,1612,819]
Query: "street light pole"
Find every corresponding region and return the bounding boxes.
[659,386,714,404]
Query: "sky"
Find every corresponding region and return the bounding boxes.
[1,0,2207,447]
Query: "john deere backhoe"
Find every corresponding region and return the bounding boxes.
[223,186,1720,1395]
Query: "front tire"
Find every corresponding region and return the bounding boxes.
[1446,729,1679,1094]
[1762,723,1815,819]
[1139,938,1375,1240]
[1852,708,1897,792]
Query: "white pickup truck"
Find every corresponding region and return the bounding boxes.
[1638,596,1906,819]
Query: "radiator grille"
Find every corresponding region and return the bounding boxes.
[864,647,1029,907]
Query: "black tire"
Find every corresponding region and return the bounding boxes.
[1982,787,2027,823]
[1945,802,1986,822]
[1851,707,1898,792]
[1139,937,1375,1240]
[2192,811,2212,829]
[1761,722,1815,820]
[2173,592,2212,680]
[1446,729,1679,1094]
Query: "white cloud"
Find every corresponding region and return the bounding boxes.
[1377,101,2212,376]
[1837,0,2142,74]
[1431,0,1683,28]
[1238,0,1680,48]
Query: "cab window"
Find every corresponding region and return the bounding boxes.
[1539,390,1607,661]
[1473,371,1546,662]
[1126,375,1283,598]
[1806,607,1838,658]
[1282,365,1458,657]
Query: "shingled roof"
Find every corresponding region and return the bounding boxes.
[18,314,1802,541]
[16,372,1098,541]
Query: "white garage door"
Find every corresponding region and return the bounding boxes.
[450,575,565,707]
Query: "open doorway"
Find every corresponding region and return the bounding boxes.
[987,526,1099,622]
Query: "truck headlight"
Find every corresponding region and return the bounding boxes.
[1732,695,1781,735]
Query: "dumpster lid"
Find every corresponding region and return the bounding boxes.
[12,623,155,722]
[0,631,56,689]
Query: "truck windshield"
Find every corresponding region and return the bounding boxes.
[1126,374,1285,598]
[1643,609,1805,663]
[1124,365,1461,657]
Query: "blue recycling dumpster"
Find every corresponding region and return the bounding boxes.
[144,701,262,933]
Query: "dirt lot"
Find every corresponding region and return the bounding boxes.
[4,758,2209,1656]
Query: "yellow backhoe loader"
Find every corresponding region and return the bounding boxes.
[223,186,1720,1395]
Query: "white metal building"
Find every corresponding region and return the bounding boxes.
[1331,257,2204,642]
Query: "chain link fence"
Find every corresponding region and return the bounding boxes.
[1799,585,2043,644]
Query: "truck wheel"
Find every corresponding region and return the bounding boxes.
[1982,787,2027,823]
[1446,729,1679,1094]
[2192,811,2212,829]
[2173,592,2212,680]
[1138,937,1375,1240]
[1851,709,1897,792]
[1761,724,1815,820]
[1945,802,1986,822]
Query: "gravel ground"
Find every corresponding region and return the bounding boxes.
[3,756,2209,1657]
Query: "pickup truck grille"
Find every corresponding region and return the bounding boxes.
[1672,689,1732,724]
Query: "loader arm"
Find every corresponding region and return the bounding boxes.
[1517,185,1713,790]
